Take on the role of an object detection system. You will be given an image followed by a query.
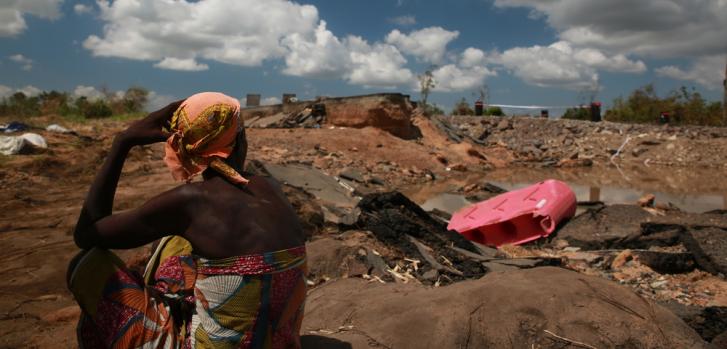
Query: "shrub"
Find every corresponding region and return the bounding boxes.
[83,100,113,118]
[605,84,723,126]
[562,107,590,120]
[485,106,505,116]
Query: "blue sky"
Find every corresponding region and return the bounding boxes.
[1,0,725,114]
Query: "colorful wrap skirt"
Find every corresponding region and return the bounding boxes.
[68,236,307,348]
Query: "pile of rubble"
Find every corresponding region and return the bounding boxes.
[248,159,727,345]
[431,115,727,168]
[246,103,326,129]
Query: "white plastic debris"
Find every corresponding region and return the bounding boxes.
[0,136,26,155]
[20,133,47,148]
[0,133,47,155]
[46,124,71,133]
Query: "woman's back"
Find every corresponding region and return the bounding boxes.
[183,175,306,259]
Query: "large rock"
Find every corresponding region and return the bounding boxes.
[302,267,708,348]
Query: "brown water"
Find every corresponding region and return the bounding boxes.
[408,164,727,214]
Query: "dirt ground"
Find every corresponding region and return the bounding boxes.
[1,112,727,348]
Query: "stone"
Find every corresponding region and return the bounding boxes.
[638,193,656,207]
[496,119,510,131]
[611,250,633,270]
[633,250,696,274]
[482,262,520,273]
[650,280,668,289]
[557,205,653,249]
[563,251,602,264]
[421,269,439,280]
[681,226,727,275]
[302,267,710,348]
[338,168,365,183]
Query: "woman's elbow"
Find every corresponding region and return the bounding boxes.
[73,228,96,250]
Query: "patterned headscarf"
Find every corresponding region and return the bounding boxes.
[163,92,248,184]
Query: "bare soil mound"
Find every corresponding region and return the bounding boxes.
[303,267,709,349]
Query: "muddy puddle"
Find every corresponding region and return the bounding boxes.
[408,164,727,215]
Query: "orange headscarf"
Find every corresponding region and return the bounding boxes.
[163,92,248,184]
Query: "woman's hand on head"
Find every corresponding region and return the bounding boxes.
[117,99,184,146]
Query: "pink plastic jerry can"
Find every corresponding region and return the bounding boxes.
[447,180,576,247]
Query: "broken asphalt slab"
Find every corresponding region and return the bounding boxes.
[262,162,359,209]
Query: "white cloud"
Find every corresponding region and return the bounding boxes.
[492,0,727,58]
[153,57,209,71]
[496,43,598,91]
[459,48,487,69]
[239,96,282,107]
[0,85,13,99]
[494,41,645,90]
[8,54,33,71]
[656,55,726,90]
[17,85,42,97]
[84,0,319,68]
[72,85,105,101]
[430,64,496,92]
[281,23,414,88]
[0,85,43,98]
[145,91,177,112]
[282,21,348,78]
[0,0,63,37]
[388,15,416,26]
[385,27,459,64]
[346,37,414,88]
[73,3,92,15]
[261,97,281,106]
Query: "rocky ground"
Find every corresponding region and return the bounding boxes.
[1,107,727,348]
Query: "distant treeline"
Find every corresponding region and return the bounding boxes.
[0,87,149,119]
[563,84,724,126]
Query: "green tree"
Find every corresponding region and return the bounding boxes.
[122,86,149,113]
[418,68,436,116]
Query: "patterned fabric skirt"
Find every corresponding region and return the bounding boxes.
[68,237,307,349]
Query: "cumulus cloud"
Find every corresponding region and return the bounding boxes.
[281,23,414,88]
[346,37,414,88]
[656,55,726,90]
[8,54,33,71]
[493,41,645,90]
[17,85,42,97]
[282,21,349,78]
[84,0,319,70]
[388,15,416,26]
[0,85,13,99]
[385,27,459,64]
[73,3,93,15]
[492,0,727,58]
[145,91,177,111]
[0,0,63,37]
[0,85,42,98]
[239,96,283,107]
[154,57,209,71]
[261,97,281,105]
[72,85,105,101]
[418,49,496,92]
[430,64,496,92]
